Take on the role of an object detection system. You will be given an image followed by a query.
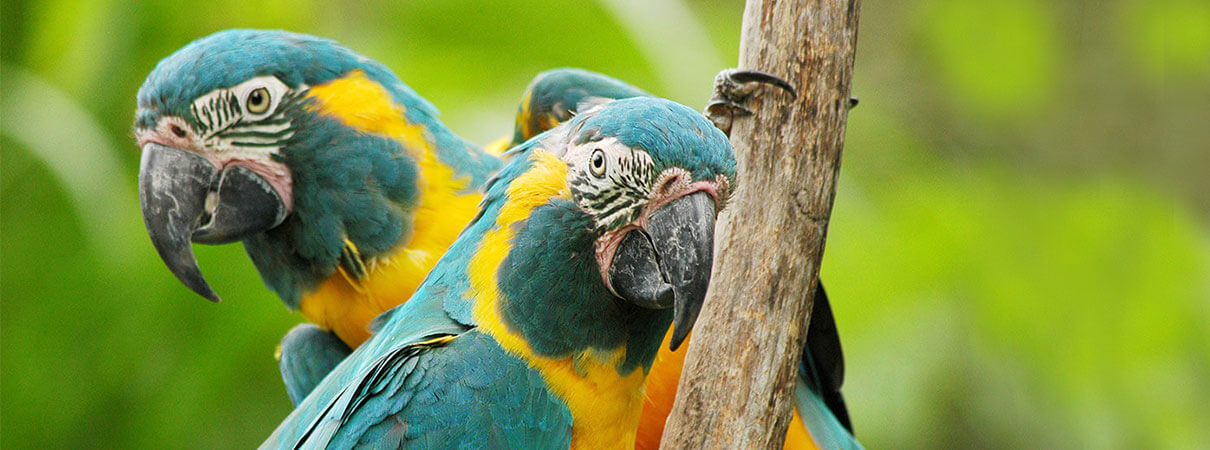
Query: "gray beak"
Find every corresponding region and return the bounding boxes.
[137,143,286,301]
[607,192,717,350]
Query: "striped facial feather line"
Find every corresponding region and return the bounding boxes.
[204,107,296,151]
[187,79,302,154]
[567,143,657,232]
[191,91,242,136]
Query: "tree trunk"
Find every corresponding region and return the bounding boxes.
[659,0,861,448]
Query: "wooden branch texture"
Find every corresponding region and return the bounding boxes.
[659,0,861,448]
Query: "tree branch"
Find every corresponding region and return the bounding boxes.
[660,0,861,448]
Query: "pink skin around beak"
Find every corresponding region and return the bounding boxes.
[594,168,729,298]
[136,117,294,213]
[135,115,295,301]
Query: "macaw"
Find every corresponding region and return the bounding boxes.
[271,64,859,449]
[134,29,502,403]
[507,68,859,450]
[253,95,733,448]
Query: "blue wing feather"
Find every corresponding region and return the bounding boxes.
[263,143,567,450]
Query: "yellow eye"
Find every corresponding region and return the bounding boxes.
[246,87,271,114]
[590,149,607,177]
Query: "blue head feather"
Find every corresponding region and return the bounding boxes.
[136,29,438,129]
[570,97,736,182]
[513,68,649,144]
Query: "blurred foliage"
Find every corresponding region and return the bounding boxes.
[2,0,1208,448]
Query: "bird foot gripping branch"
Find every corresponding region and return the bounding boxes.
[704,68,860,136]
[703,69,797,135]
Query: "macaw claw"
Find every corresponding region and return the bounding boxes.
[703,68,797,136]
[703,69,861,135]
[722,69,797,98]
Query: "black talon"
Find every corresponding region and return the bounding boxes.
[848,97,859,109]
[724,69,797,98]
[702,68,798,136]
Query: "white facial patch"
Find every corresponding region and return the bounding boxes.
[564,137,657,230]
[188,76,300,156]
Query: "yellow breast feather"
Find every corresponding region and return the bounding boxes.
[297,70,482,348]
[469,150,647,449]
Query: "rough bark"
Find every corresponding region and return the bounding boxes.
[659,0,861,448]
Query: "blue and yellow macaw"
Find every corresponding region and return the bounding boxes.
[504,68,858,450]
[255,93,732,449]
[134,29,500,362]
[136,29,857,448]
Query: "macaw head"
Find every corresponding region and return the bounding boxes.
[134,29,483,303]
[483,97,734,365]
[566,98,734,351]
[512,68,648,145]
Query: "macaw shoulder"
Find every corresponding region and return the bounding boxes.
[305,69,435,147]
[496,149,572,225]
[304,69,498,185]
[294,69,492,346]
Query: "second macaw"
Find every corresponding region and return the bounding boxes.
[262,95,734,448]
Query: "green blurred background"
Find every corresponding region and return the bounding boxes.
[2,0,1208,448]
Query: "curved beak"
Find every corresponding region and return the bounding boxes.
[608,192,716,351]
[137,143,287,301]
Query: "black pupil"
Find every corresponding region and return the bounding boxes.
[249,90,264,106]
[170,125,186,138]
[593,153,603,168]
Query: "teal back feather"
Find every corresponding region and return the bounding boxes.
[794,377,863,450]
[797,285,861,448]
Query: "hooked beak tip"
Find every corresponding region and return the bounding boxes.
[138,143,221,302]
[138,143,286,302]
[607,192,717,351]
[657,192,716,351]
[669,324,691,351]
[199,288,222,303]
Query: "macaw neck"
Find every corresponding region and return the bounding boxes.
[497,199,671,374]
[463,149,671,448]
[469,149,671,375]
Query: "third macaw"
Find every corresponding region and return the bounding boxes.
[262,94,734,449]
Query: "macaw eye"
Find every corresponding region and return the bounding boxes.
[590,149,607,177]
[246,88,271,114]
